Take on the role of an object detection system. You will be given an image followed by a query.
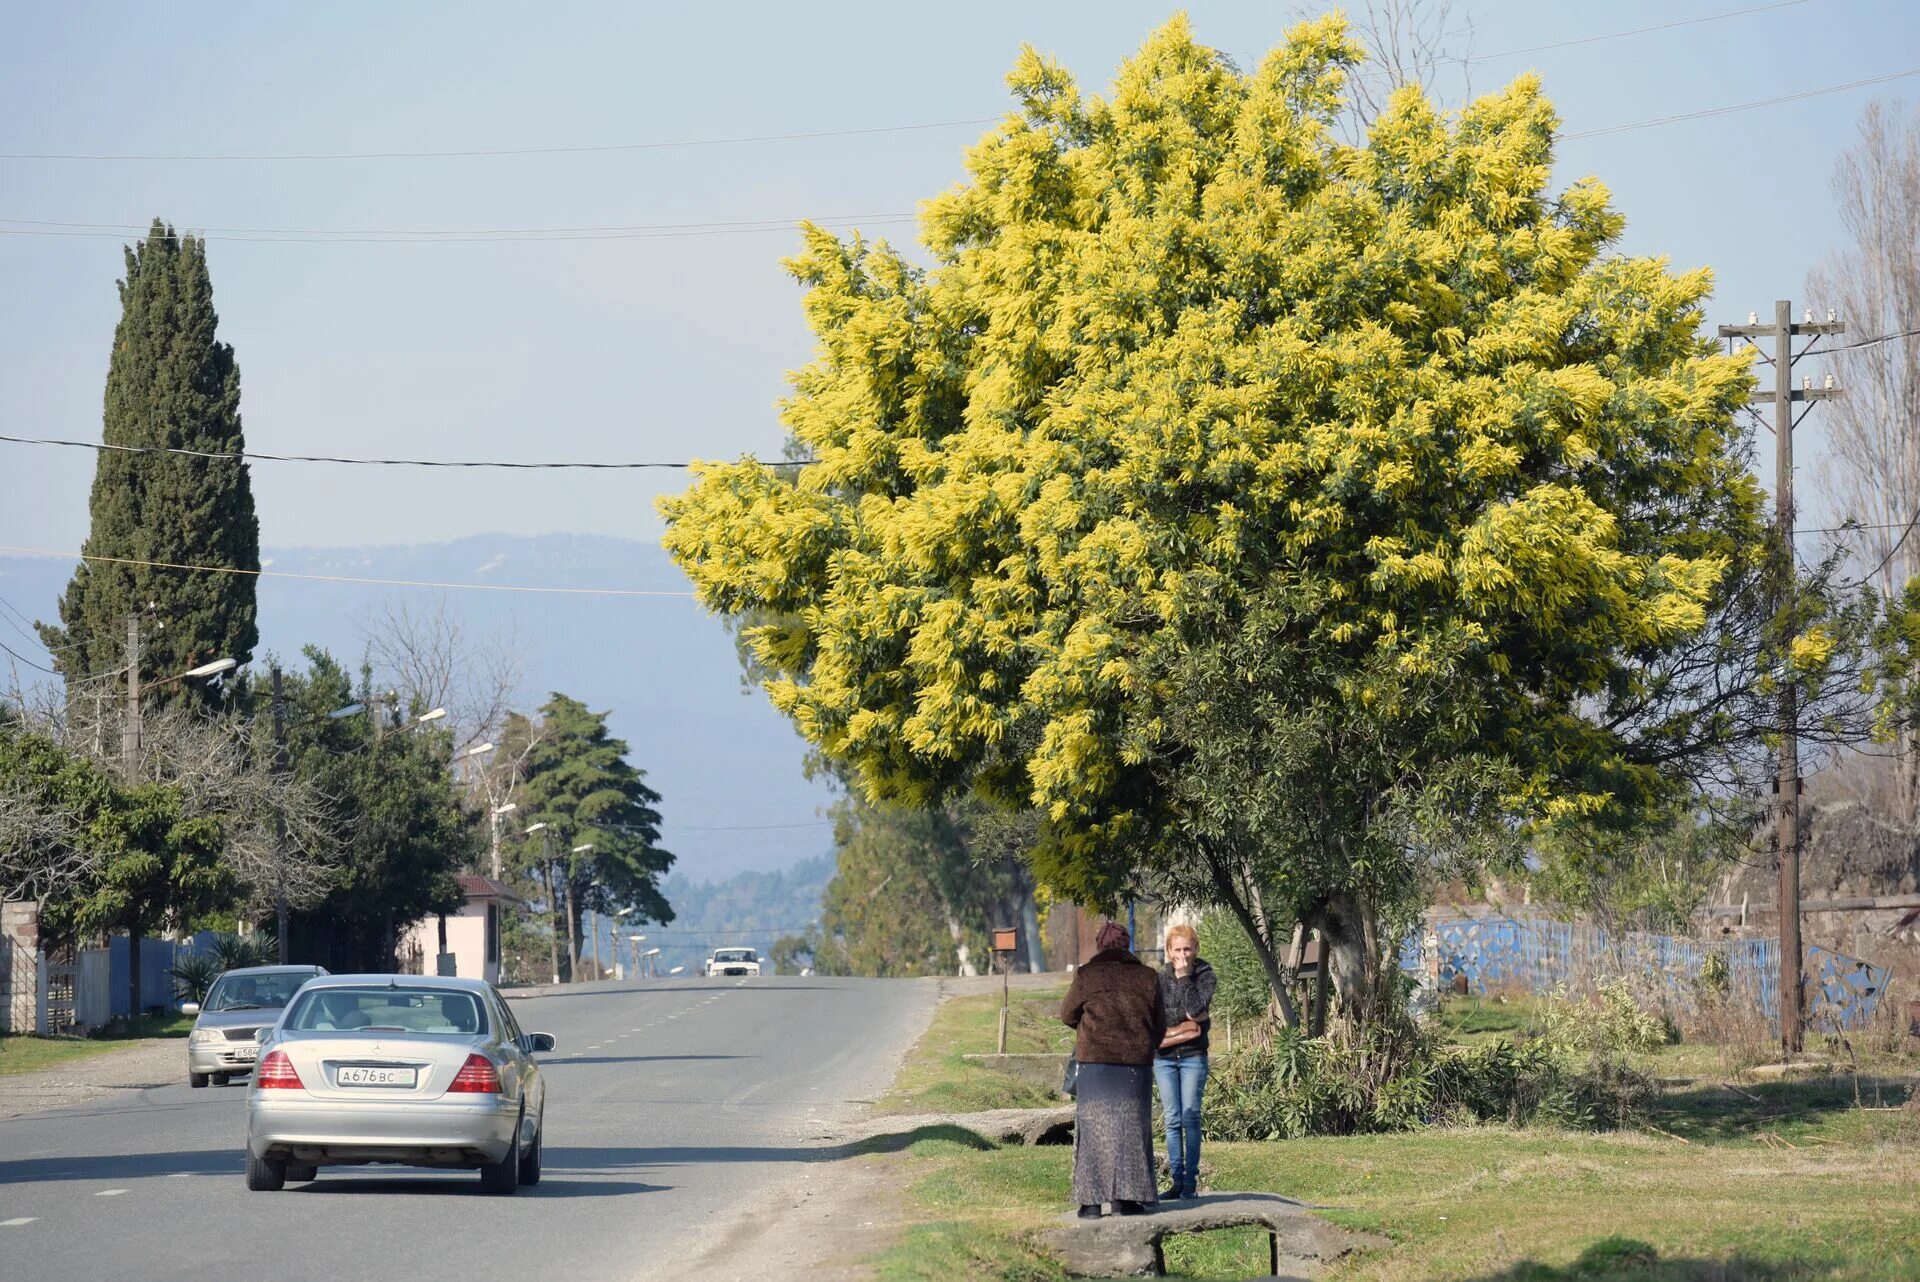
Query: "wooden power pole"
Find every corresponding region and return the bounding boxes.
[1717,300,1844,1054]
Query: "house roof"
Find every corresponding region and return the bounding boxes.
[455,874,526,906]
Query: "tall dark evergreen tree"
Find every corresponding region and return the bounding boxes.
[504,694,672,980]
[40,220,260,707]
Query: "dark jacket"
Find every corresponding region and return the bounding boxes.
[1061,948,1166,1066]
[1157,958,1217,1059]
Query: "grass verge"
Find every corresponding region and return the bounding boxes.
[876,986,1071,1115]
[0,1012,192,1078]
[863,993,1920,1280]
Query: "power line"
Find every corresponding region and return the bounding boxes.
[1564,68,1920,140]
[0,638,60,676]
[0,215,918,246]
[0,544,698,599]
[0,433,818,471]
[1464,0,1814,63]
[0,117,999,163]
[0,212,910,238]
[1831,324,1920,353]
[671,819,834,832]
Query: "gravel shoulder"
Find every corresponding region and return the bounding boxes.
[0,1037,185,1121]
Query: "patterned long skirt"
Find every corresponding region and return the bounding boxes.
[1071,1062,1158,1207]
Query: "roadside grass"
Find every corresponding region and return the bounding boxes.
[865,992,1920,1280]
[876,987,1071,1116]
[0,1013,190,1078]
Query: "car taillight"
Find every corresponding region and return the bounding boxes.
[255,1050,303,1090]
[448,1053,502,1093]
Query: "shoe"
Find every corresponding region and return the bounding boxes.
[1182,1183,1199,1199]
[1077,1205,1102,1219]
[1159,1184,1184,1201]
[1113,1200,1146,1215]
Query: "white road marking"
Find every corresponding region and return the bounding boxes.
[1,1217,37,1227]
[167,1172,194,1178]
[95,1189,129,1197]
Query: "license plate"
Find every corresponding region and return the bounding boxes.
[337,1066,417,1088]
[231,1047,258,1062]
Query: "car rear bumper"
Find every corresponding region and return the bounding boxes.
[188,1044,259,1075]
[248,1095,519,1167]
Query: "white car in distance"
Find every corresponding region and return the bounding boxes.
[704,947,761,978]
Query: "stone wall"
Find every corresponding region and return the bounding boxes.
[2,901,41,1034]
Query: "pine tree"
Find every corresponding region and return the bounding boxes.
[40,220,260,707]
[505,694,673,981]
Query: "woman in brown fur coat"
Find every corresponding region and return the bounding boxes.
[1060,921,1165,1218]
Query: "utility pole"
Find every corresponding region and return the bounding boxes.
[121,614,141,783]
[1717,299,1844,1055]
[122,613,142,1022]
[270,665,291,964]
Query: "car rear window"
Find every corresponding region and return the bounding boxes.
[205,971,313,1010]
[284,987,488,1036]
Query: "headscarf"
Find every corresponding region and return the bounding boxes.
[1095,921,1130,953]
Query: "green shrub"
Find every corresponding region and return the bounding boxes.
[209,932,272,972]
[1203,999,1655,1140]
[1195,911,1275,1024]
[1540,979,1673,1059]
[168,953,220,1004]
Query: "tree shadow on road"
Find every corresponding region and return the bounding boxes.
[540,1054,751,1067]
[293,1173,667,1198]
[0,1147,238,1184]
[548,1123,995,1172]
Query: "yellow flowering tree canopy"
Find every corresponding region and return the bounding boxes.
[662,17,1764,960]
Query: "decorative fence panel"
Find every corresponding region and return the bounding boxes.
[1405,915,1887,1035]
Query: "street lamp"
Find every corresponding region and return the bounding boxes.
[570,845,597,981]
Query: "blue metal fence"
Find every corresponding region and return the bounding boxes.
[1404,915,1889,1035]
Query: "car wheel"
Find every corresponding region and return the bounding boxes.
[190,1073,208,1089]
[245,1150,286,1192]
[211,1073,230,1087]
[285,1164,318,1183]
[479,1120,522,1195]
[517,1116,542,1186]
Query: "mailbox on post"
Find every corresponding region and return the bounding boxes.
[992,926,1019,1053]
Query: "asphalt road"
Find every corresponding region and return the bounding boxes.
[0,975,942,1282]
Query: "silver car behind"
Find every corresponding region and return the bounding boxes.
[184,964,327,1087]
[244,975,555,1195]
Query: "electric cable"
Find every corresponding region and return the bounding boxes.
[1564,68,1920,139]
[0,544,698,598]
[0,118,998,163]
[0,433,816,470]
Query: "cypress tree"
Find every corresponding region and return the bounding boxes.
[40,220,260,708]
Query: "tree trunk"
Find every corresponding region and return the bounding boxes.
[1314,891,1385,1025]
[564,878,582,981]
[1019,883,1045,973]
[127,929,141,1022]
[947,915,977,977]
[1199,838,1299,1028]
[543,863,563,985]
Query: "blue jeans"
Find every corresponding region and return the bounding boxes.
[1153,1053,1208,1191]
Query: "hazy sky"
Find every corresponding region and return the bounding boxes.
[4,0,1916,556]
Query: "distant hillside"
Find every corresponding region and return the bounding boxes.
[651,855,833,975]
[0,535,836,882]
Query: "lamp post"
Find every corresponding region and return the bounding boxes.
[117,638,234,1016]
[572,844,597,980]
[524,822,561,984]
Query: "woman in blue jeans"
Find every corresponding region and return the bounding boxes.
[1154,924,1215,1200]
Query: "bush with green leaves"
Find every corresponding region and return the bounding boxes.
[1203,1000,1655,1139]
[1195,911,1277,1024]
[167,953,220,1005]
[208,932,272,973]
[1540,978,1675,1059]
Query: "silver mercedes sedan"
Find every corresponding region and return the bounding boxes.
[244,975,555,1195]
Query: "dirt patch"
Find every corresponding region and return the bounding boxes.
[0,1038,184,1120]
